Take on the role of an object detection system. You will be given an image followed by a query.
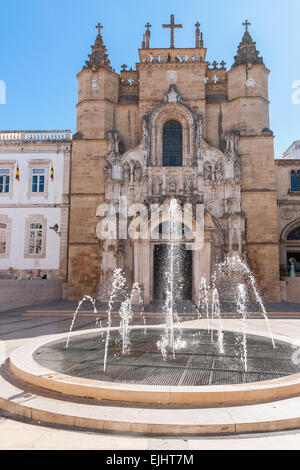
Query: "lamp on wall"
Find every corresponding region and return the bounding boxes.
[49,224,60,236]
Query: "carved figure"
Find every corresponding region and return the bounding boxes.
[134,161,142,182]
[204,161,212,180]
[169,177,176,192]
[123,162,130,182]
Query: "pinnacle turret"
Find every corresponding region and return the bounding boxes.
[232,20,264,68]
[83,23,113,72]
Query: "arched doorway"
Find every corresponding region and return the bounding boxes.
[286,225,300,275]
[132,207,219,305]
[152,221,193,301]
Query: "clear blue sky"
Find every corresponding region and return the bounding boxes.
[0,0,299,157]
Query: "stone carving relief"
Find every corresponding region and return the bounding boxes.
[99,84,245,302]
[281,207,294,221]
[204,161,212,181]
[162,83,184,105]
[169,177,176,193]
[142,115,151,165]
[123,162,130,182]
[104,161,112,179]
[106,129,121,163]
[185,178,194,194]
[224,130,239,160]
[152,176,162,195]
[134,161,143,182]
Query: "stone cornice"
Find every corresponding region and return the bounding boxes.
[76,98,116,107]
[0,145,71,154]
[277,200,300,205]
[247,242,278,245]
[137,61,207,71]
[241,188,276,193]
[0,203,69,208]
[275,159,300,166]
[76,68,120,80]
[227,95,270,105]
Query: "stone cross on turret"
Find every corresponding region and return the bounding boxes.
[162,14,183,49]
[195,22,200,48]
[83,22,112,72]
[96,22,103,35]
[243,19,251,32]
[145,22,152,49]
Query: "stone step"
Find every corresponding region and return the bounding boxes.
[1,358,300,435]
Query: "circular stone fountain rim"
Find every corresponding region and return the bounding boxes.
[9,325,300,406]
[10,325,300,405]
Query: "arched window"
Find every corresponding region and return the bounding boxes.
[291,170,300,191]
[163,120,183,167]
[287,226,300,241]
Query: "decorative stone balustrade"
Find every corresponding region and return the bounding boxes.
[205,67,228,97]
[0,130,72,142]
[139,48,207,64]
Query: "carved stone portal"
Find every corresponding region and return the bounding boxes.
[99,85,244,304]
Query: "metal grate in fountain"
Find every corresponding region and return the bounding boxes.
[33,329,300,387]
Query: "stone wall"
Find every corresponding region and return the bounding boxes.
[282,277,300,304]
[0,280,63,312]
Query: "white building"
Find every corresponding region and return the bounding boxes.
[283,140,300,159]
[0,130,71,281]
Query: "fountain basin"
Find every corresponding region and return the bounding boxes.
[9,326,300,406]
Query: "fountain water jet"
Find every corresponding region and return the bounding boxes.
[119,282,144,355]
[66,295,98,349]
[157,199,185,360]
[218,255,276,349]
[197,277,210,328]
[236,283,248,371]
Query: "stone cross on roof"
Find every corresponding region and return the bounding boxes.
[195,22,201,48]
[145,22,152,49]
[96,22,103,34]
[162,14,183,49]
[243,19,251,32]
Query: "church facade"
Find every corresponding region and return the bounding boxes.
[64,16,281,303]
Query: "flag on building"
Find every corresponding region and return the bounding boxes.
[50,162,54,182]
[16,162,20,181]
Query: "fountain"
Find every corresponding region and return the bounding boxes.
[6,198,300,435]
[63,199,280,379]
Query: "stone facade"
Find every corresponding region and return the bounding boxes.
[64,17,281,302]
[276,157,300,302]
[276,158,300,269]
